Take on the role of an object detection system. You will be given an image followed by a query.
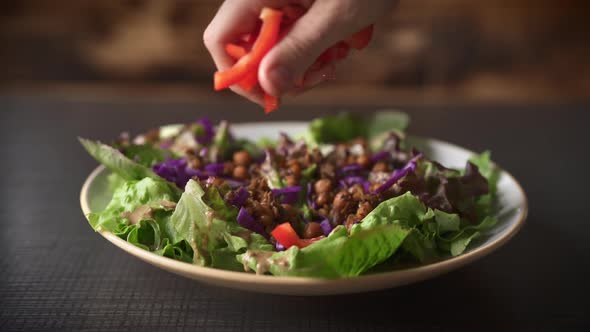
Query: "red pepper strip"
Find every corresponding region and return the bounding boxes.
[263,93,279,114]
[271,222,300,249]
[214,8,283,91]
[346,24,374,50]
[225,43,247,60]
[271,222,323,248]
[239,70,258,91]
[224,43,258,90]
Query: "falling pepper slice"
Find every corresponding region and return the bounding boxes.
[240,70,259,91]
[214,8,283,91]
[263,93,279,114]
[224,43,259,91]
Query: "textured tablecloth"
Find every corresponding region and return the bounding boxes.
[1,96,589,331]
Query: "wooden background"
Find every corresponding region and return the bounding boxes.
[1,0,588,105]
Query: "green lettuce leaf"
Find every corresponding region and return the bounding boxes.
[87,177,179,232]
[433,209,461,233]
[124,219,161,251]
[437,216,497,256]
[80,138,160,181]
[367,111,410,138]
[168,179,272,268]
[153,238,194,263]
[241,192,433,278]
[401,229,438,263]
[119,144,172,167]
[107,173,125,192]
[449,231,481,256]
[308,111,409,144]
[260,150,284,189]
[469,151,499,194]
[208,120,230,162]
[469,151,500,219]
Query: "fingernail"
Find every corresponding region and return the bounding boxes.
[267,66,293,95]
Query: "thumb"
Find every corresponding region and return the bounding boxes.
[258,2,354,97]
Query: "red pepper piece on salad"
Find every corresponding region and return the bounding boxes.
[271,222,301,249]
[271,222,324,249]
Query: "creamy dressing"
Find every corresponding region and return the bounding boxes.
[120,205,153,224]
[241,250,279,275]
[159,200,177,210]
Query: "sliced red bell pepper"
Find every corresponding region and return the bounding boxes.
[224,43,259,91]
[263,93,279,114]
[225,43,247,60]
[346,24,374,50]
[271,222,300,249]
[239,70,259,91]
[271,222,324,249]
[214,8,283,91]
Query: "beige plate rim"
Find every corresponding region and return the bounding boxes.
[80,132,528,295]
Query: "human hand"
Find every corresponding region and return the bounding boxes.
[204,0,397,105]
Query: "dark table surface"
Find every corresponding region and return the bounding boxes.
[1,95,589,331]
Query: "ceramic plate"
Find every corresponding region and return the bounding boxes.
[80,122,527,295]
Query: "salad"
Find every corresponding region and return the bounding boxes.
[81,112,499,278]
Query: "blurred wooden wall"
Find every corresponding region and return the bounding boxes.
[1,0,588,103]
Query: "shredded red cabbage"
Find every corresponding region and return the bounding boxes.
[339,176,371,192]
[370,151,389,163]
[159,141,172,149]
[222,178,247,189]
[271,186,301,204]
[275,242,286,251]
[341,164,363,173]
[204,163,225,176]
[237,207,269,239]
[194,118,214,145]
[319,218,334,236]
[227,187,249,207]
[373,154,423,194]
[152,158,205,188]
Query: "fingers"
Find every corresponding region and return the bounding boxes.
[229,84,265,106]
[204,0,311,104]
[257,0,366,97]
[204,1,256,71]
[204,0,396,102]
